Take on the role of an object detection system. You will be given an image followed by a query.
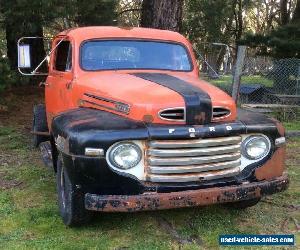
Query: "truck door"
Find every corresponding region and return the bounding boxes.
[45,39,74,127]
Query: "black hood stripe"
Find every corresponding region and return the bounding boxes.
[132,73,212,125]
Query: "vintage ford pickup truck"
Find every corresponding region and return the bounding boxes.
[17,27,288,226]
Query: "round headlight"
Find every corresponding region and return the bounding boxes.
[242,136,271,160]
[109,142,142,169]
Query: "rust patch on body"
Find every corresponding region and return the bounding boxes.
[142,114,154,123]
[270,117,285,136]
[194,112,206,124]
[46,112,55,130]
[66,117,97,127]
[85,174,288,212]
[255,146,286,181]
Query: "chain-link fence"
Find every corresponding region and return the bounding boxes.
[240,56,300,122]
[201,46,300,122]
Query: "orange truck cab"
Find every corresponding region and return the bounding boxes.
[18,27,288,226]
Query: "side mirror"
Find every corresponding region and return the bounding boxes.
[18,44,31,68]
[17,37,52,76]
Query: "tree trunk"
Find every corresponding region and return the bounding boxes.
[140,0,183,32]
[5,21,18,70]
[292,0,300,22]
[280,0,289,25]
[233,0,243,42]
[237,0,243,40]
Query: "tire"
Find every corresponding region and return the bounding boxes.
[224,198,261,209]
[32,104,48,147]
[56,154,92,226]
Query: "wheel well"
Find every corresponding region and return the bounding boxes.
[32,104,49,148]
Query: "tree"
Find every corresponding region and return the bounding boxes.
[280,0,296,25]
[140,0,184,32]
[241,0,299,58]
[0,0,70,71]
[0,0,119,71]
[233,0,244,41]
[183,0,236,73]
[241,0,300,94]
[292,0,300,20]
[0,0,46,70]
[244,0,280,35]
[76,0,118,26]
[117,0,142,27]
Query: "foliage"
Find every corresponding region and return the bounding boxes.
[77,0,118,26]
[183,0,233,45]
[117,0,142,27]
[0,0,299,91]
[240,0,300,59]
[0,0,118,91]
[0,58,32,91]
[242,21,300,58]
[0,59,18,91]
[183,0,255,73]
[0,29,6,57]
[183,0,233,73]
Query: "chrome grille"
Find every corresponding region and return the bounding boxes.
[159,108,185,121]
[212,107,231,119]
[146,136,241,182]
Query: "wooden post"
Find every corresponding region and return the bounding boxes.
[232,46,246,103]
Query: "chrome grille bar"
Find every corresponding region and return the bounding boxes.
[147,166,240,183]
[148,152,240,166]
[149,136,241,149]
[145,136,242,183]
[148,144,240,157]
[149,159,241,174]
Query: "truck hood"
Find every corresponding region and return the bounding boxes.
[74,71,236,125]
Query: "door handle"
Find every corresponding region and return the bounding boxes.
[66,81,72,90]
[39,82,49,87]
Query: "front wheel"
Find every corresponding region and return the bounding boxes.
[56,154,92,226]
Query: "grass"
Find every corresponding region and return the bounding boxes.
[0,126,299,249]
[283,122,300,131]
[202,74,273,89]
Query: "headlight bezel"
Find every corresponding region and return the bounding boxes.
[241,135,271,160]
[108,142,142,170]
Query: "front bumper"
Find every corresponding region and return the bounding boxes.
[85,173,289,212]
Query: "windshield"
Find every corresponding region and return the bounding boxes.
[80,40,192,71]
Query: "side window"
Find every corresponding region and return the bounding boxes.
[54,41,72,71]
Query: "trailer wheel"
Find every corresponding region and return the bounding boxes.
[224,198,261,209]
[56,154,92,226]
[32,104,48,147]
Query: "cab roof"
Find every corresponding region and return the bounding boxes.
[57,26,189,44]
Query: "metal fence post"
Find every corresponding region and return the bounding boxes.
[232,46,246,103]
